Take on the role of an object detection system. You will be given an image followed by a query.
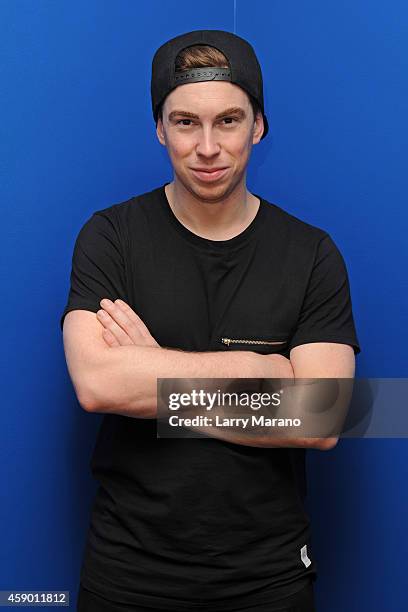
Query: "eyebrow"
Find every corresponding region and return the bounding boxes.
[168,106,247,122]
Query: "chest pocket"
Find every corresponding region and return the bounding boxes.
[218,334,289,355]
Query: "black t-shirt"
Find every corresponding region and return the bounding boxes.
[60,183,360,610]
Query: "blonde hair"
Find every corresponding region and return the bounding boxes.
[175,44,230,71]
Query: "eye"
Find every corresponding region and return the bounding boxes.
[177,119,194,126]
[221,117,236,125]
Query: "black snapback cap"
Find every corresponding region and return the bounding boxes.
[151,29,269,140]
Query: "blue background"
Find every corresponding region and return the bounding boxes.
[1,1,407,609]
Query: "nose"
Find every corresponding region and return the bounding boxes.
[195,125,221,158]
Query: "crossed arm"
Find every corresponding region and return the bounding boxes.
[62,298,356,451]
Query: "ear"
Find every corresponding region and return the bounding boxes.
[252,111,265,145]
[156,117,166,146]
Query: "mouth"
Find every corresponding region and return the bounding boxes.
[190,167,229,182]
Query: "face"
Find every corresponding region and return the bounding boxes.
[156,81,264,202]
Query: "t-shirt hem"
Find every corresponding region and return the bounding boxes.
[80,572,315,611]
[288,335,361,355]
[60,302,100,331]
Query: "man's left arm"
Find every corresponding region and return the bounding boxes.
[275,230,360,450]
[163,230,360,450]
[161,343,355,451]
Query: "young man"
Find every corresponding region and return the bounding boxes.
[61,30,361,612]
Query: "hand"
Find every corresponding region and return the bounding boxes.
[96,298,161,348]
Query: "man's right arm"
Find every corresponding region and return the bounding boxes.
[63,310,292,419]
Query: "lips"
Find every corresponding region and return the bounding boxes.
[190,167,229,182]
[192,167,227,172]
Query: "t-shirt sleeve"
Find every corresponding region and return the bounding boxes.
[60,211,127,331]
[287,232,361,355]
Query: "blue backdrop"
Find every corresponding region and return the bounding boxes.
[1,1,407,610]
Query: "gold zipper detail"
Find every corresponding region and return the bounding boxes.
[221,337,287,347]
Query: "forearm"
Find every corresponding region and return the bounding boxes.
[84,345,260,417]
[187,374,351,451]
[181,356,319,449]
[175,361,344,450]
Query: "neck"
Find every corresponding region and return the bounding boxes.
[164,177,260,241]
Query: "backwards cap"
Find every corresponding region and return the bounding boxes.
[151,29,269,140]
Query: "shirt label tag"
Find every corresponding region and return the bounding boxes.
[301,544,312,568]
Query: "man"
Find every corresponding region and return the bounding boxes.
[61,30,361,612]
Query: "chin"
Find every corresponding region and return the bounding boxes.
[191,183,231,202]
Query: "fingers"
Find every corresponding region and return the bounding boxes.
[98,298,160,347]
[114,299,158,343]
[96,305,135,346]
